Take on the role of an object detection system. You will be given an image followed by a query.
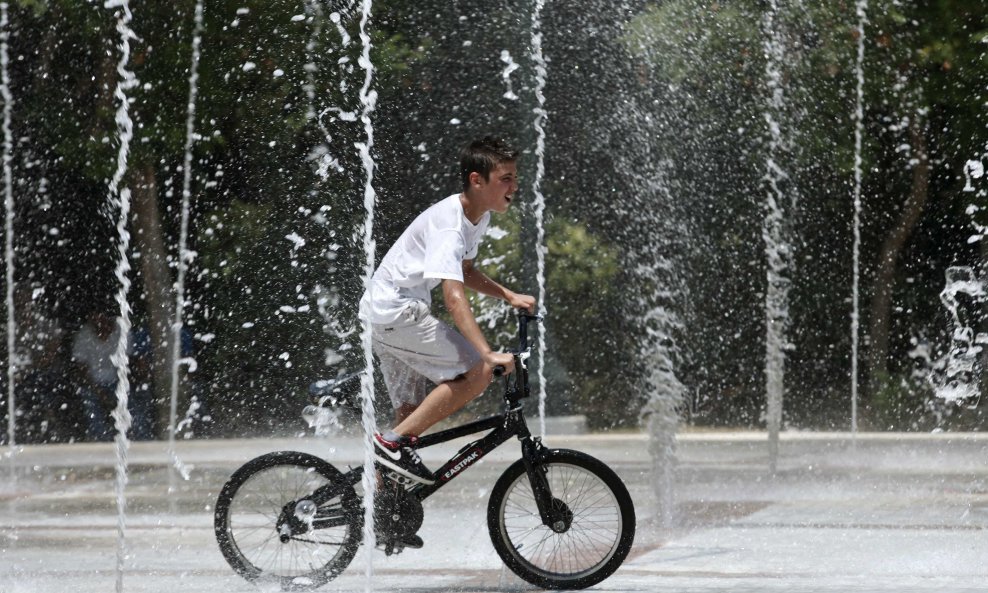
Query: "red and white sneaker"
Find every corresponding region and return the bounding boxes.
[373,433,434,485]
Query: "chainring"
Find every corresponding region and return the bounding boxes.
[373,483,424,542]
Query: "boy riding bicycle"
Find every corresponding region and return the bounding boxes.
[359,136,535,494]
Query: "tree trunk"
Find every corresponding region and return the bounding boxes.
[867,113,930,396]
[131,163,176,436]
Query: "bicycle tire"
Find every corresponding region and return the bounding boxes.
[214,451,362,591]
[487,448,635,589]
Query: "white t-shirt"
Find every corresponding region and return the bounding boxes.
[361,194,489,324]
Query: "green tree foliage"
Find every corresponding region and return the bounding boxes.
[626,0,988,429]
[2,0,987,441]
[468,210,627,428]
[0,1,418,437]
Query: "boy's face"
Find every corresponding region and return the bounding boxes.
[471,161,518,214]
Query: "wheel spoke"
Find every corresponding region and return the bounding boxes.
[216,454,362,588]
[497,460,627,582]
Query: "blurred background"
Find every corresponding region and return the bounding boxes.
[0,0,986,443]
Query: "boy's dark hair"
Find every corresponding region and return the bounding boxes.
[459,136,518,190]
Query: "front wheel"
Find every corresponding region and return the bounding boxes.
[487,448,635,589]
[214,451,362,591]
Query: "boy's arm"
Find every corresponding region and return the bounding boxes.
[462,260,536,312]
[442,278,515,372]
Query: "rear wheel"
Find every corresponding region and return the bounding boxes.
[487,449,635,589]
[214,451,362,591]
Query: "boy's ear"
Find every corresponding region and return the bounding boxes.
[468,171,483,188]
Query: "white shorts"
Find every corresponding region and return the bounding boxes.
[371,300,482,410]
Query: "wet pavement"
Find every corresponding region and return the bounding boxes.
[2,430,988,592]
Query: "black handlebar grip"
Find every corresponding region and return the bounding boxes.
[493,365,506,377]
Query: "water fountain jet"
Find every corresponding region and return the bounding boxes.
[761,0,795,474]
[1,2,15,456]
[167,0,204,484]
[103,1,138,590]
[850,0,868,438]
[355,0,379,588]
[530,0,549,437]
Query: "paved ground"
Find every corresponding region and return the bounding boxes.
[2,430,988,592]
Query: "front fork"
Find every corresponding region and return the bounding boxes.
[521,437,571,533]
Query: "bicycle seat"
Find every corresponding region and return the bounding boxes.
[308,371,363,406]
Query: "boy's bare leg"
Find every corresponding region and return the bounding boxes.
[394,402,418,426]
[392,360,492,437]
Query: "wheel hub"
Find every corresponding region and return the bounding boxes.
[548,498,574,533]
[276,499,317,543]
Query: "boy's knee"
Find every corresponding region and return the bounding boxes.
[477,361,496,384]
[459,361,492,395]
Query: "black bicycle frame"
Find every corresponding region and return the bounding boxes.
[407,403,534,499]
[307,312,559,528]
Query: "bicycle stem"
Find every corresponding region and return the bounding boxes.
[516,310,541,353]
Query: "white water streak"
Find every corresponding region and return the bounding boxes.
[104,1,138,591]
[168,0,204,483]
[500,50,520,101]
[356,0,378,588]
[762,0,791,474]
[1,3,15,452]
[311,6,350,356]
[642,304,684,527]
[307,2,345,178]
[302,0,323,122]
[850,0,867,435]
[609,100,687,526]
[934,267,985,404]
[530,0,549,438]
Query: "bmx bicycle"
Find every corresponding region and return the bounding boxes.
[214,312,636,590]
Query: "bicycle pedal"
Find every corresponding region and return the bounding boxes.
[375,540,404,556]
[381,471,415,487]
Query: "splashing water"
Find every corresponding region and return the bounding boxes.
[302,0,324,122]
[309,8,350,374]
[964,160,987,242]
[761,0,795,474]
[849,0,868,436]
[964,159,984,193]
[1,3,15,453]
[173,395,201,435]
[947,41,988,340]
[330,9,351,49]
[104,1,138,591]
[641,305,685,527]
[356,0,379,588]
[529,0,549,437]
[601,90,688,526]
[931,267,986,405]
[500,49,520,101]
[302,402,343,435]
[302,375,357,436]
[168,0,204,485]
[303,1,345,180]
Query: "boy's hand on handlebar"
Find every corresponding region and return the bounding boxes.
[506,291,536,313]
[485,351,515,376]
